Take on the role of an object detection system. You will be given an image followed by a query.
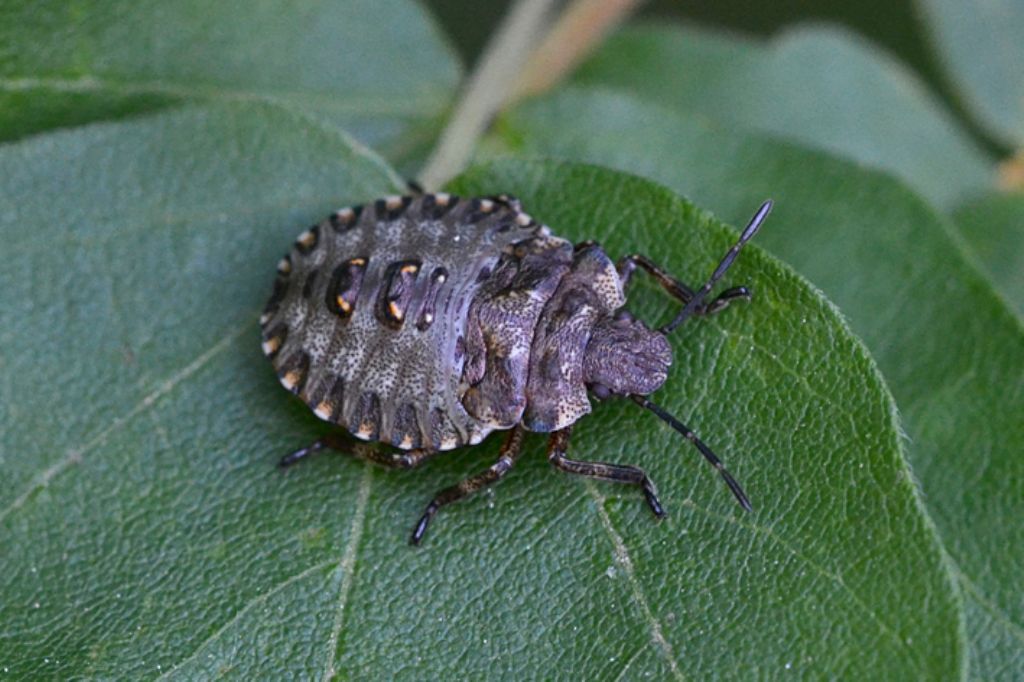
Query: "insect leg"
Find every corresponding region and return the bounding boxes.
[410,426,527,546]
[279,433,435,469]
[616,253,751,316]
[547,426,666,518]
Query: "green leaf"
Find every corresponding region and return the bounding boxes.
[0,106,961,678]
[496,86,1024,679]
[952,192,1024,318]
[0,0,460,165]
[917,0,1024,147]
[0,102,400,678]
[572,23,994,209]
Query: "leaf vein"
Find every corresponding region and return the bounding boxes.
[957,570,1024,644]
[612,645,648,682]
[585,481,687,682]
[321,463,374,680]
[154,558,339,680]
[681,499,921,664]
[0,322,251,525]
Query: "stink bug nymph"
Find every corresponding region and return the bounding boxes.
[261,191,771,544]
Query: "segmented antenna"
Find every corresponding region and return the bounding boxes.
[660,200,772,335]
[631,395,752,512]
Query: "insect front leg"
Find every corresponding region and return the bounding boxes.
[547,426,666,518]
[616,253,751,316]
[410,426,527,546]
[279,433,436,469]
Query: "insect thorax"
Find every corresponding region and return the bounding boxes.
[464,242,670,433]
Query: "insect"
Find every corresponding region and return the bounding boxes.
[261,190,771,545]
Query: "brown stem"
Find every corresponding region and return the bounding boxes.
[418,0,560,190]
[512,0,646,100]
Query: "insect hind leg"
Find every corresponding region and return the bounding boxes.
[410,426,527,546]
[279,433,435,470]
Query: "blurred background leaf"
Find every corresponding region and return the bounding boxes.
[952,192,1024,317]
[917,0,1024,149]
[0,0,461,169]
[492,85,1024,679]
[425,0,1003,152]
[571,23,993,211]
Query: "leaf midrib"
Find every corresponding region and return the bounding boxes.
[322,465,374,680]
[586,481,686,681]
[0,322,254,526]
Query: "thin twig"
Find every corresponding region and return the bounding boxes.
[513,0,646,100]
[418,0,559,190]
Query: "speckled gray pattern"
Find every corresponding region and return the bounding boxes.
[261,193,555,451]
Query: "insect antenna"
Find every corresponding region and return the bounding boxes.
[660,200,772,335]
[631,395,753,512]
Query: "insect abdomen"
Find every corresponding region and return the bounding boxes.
[261,193,556,450]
